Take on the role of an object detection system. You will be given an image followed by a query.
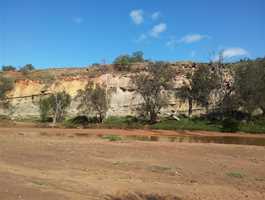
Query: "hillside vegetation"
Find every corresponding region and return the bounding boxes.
[1,53,265,133]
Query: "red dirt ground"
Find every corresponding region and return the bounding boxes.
[0,127,264,200]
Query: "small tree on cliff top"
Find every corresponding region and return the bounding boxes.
[1,65,16,71]
[132,62,175,123]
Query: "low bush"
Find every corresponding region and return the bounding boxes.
[61,115,265,134]
[226,172,244,178]
[101,135,122,141]
[104,192,181,200]
[221,118,239,133]
[62,119,78,128]
[205,111,250,121]
[103,116,143,129]
[151,118,221,132]
[239,121,265,133]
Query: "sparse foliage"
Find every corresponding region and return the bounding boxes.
[20,64,35,75]
[177,64,220,115]
[38,91,71,124]
[192,64,221,112]
[130,51,144,63]
[113,51,145,71]
[176,82,193,116]
[132,62,175,123]
[38,98,51,122]
[77,82,108,122]
[104,192,181,200]
[2,65,16,71]
[0,76,14,108]
[0,76,14,99]
[232,58,265,114]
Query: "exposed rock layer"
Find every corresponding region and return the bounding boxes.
[1,62,202,119]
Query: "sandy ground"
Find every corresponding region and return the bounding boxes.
[0,127,264,200]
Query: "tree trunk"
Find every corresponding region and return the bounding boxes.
[99,113,103,123]
[52,115,57,127]
[52,95,59,127]
[205,103,209,114]
[150,111,157,124]
[188,97,193,117]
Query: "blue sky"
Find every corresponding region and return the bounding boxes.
[0,0,264,68]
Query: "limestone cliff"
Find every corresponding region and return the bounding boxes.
[1,62,200,119]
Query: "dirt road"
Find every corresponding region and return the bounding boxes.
[0,127,264,200]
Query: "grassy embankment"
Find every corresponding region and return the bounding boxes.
[64,115,265,134]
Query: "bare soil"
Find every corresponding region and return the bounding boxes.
[0,127,264,200]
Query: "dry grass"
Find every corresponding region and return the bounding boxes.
[104,193,181,200]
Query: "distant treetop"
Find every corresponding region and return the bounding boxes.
[1,65,16,71]
[113,51,145,65]
[20,64,35,72]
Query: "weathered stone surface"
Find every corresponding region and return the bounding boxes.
[0,64,200,119]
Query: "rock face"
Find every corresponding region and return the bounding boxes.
[0,63,201,119]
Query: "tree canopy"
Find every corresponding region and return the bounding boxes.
[76,82,108,122]
[132,62,175,122]
[1,65,16,71]
[113,51,145,70]
[38,91,71,124]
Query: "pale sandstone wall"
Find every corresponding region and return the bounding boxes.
[1,71,199,119]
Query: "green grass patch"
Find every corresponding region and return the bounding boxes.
[148,165,172,173]
[31,180,47,186]
[103,116,144,129]
[226,172,244,178]
[101,135,123,141]
[239,122,265,134]
[151,118,265,134]
[151,118,221,132]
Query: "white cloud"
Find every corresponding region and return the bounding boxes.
[222,48,249,59]
[166,33,209,48]
[136,34,147,42]
[166,38,178,48]
[151,11,160,20]
[150,23,167,37]
[73,17,84,24]
[130,9,144,25]
[179,34,209,44]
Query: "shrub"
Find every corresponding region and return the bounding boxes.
[101,135,122,141]
[206,111,250,121]
[103,116,143,129]
[70,115,89,125]
[132,62,175,123]
[38,91,71,125]
[76,82,108,122]
[0,75,14,108]
[113,51,145,71]
[104,192,182,200]
[221,118,239,133]
[227,172,244,178]
[151,118,221,132]
[39,98,51,122]
[62,119,78,128]
[20,64,35,73]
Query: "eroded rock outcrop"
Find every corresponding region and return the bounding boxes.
[1,62,200,119]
